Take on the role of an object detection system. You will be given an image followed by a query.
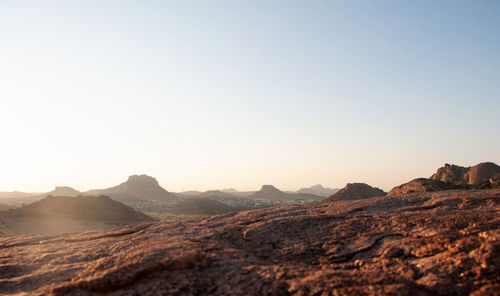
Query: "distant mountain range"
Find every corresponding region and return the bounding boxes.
[250,185,323,201]
[85,175,178,203]
[178,185,329,201]
[1,161,499,236]
[2,161,498,211]
[297,184,339,197]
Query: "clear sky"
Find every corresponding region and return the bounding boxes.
[0,1,499,192]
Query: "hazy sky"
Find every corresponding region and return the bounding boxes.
[1,1,499,192]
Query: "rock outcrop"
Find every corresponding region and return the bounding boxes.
[430,162,500,185]
[430,163,469,183]
[326,183,385,201]
[387,178,448,197]
[465,162,500,185]
[390,162,500,196]
[0,189,498,295]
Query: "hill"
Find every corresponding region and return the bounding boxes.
[326,183,385,201]
[430,162,500,185]
[297,184,339,197]
[175,190,204,197]
[387,178,450,196]
[86,175,177,203]
[0,203,14,211]
[1,189,498,295]
[0,195,155,234]
[0,191,44,207]
[0,191,39,199]
[42,186,81,197]
[251,185,323,201]
[390,162,500,196]
[198,190,236,199]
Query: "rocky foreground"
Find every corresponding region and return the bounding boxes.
[0,190,499,295]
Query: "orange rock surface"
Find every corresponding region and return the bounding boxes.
[1,189,499,295]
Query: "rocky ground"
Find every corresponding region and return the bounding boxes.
[0,189,499,295]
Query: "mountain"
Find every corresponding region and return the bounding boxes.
[43,186,81,197]
[86,175,177,203]
[0,195,155,234]
[297,184,339,197]
[430,162,500,185]
[251,185,323,201]
[326,183,385,201]
[3,189,498,295]
[251,185,288,200]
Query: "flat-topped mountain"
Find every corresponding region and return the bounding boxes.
[0,195,155,234]
[251,185,322,201]
[43,186,81,197]
[297,184,339,197]
[326,183,386,201]
[252,185,283,199]
[86,175,177,203]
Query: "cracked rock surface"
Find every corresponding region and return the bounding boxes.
[0,189,499,295]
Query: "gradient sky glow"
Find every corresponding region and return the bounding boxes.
[1,1,499,192]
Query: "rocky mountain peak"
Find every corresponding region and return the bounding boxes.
[465,162,500,184]
[326,183,385,201]
[48,186,81,197]
[126,175,160,186]
[430,163,468,183]
[430,162,500,185]
[259,185,282,194]
[310,184,325,190]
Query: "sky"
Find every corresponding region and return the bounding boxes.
[0,1,499,192]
